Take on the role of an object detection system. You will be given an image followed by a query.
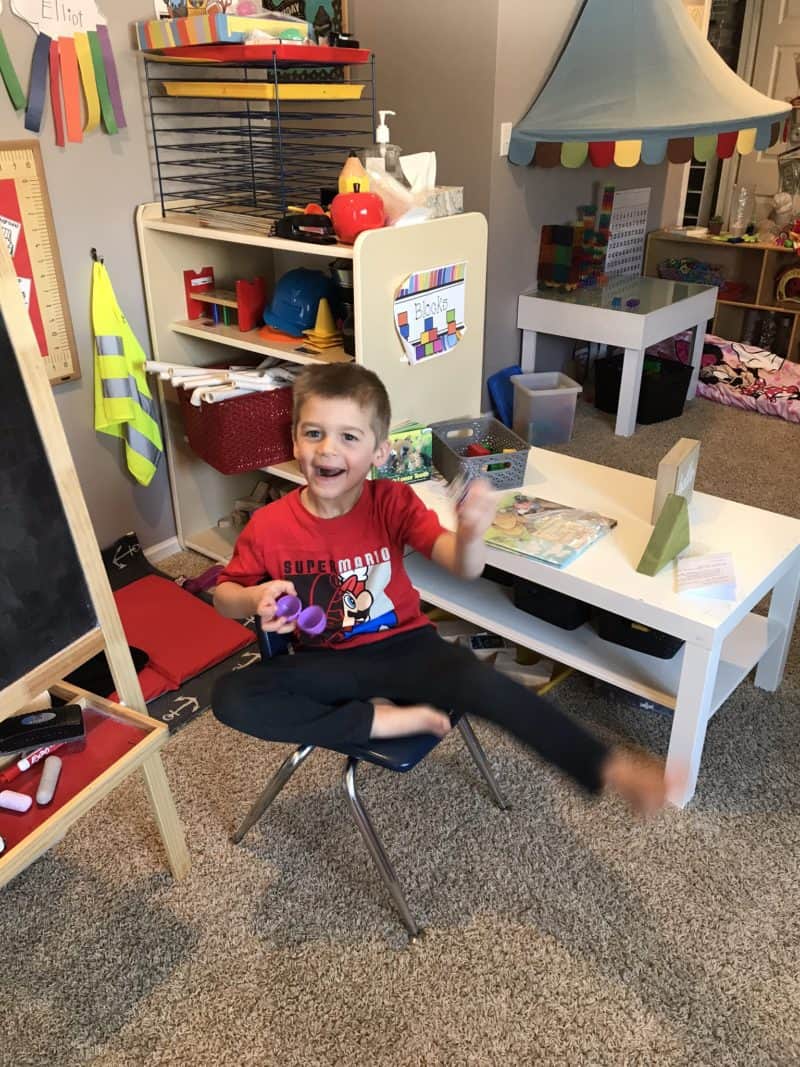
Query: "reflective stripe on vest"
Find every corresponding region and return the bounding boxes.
[92,260,163,487]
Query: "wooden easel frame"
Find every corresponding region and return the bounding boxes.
[0,139,80,385]
[0,242,189,885]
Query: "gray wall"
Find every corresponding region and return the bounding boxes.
[353,0,673,403]
[0,6,176,551]
[350,0,500,216]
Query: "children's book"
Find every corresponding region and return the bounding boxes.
[485,491,616,568]
[372,420,432,484]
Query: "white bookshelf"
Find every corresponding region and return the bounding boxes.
[136,202,487,552]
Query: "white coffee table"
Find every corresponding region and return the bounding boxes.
[517,276,718,436]
[409,451,800,807]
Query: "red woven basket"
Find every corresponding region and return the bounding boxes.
[178,386,294,474]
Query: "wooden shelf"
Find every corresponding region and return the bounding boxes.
[717,299,800,313]
[261,460,305,484]
[170,319,352,366]
[645,229,800,361]
[141,209,355,259]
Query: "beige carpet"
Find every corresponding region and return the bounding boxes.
[2,395,798,1067]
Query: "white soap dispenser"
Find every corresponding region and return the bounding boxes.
[361,109,405,181]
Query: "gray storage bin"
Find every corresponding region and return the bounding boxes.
[430,415,529,490]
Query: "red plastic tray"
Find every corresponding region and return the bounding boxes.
[0,708,150,856]
[150,44,372,66]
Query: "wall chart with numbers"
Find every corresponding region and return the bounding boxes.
[604,187,651,278]
[0,140,79,384]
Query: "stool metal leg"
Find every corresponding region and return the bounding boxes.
[343,757,421,940]
[457,716,510,810]
[231,744,315,844]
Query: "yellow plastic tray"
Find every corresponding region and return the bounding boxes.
[160,81,365,101]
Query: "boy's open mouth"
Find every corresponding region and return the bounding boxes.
[315,466,345,479]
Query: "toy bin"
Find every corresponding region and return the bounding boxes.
[512,577,591,630]
[178,386,294,475]
[430,415,529,490]
[511,372,582,446]
[594,353,692,424]
[594,609,684,659]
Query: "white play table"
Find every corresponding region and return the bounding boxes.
[409,450,800,807]
[516,276,718,436]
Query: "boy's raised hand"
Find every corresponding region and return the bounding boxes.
[456,478,496,543]
[254,579,299,633]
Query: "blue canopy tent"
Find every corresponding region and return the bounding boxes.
[509,0,791,168]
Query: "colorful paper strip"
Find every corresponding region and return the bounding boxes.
[48,38,66,147]
[75,32,101,132]
[87,30,117,136]
[25,31,51,133]
[58,37,83,143]
[0,31,25,110]
[97,25,126,130]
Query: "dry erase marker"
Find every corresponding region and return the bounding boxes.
[0,742,65,787]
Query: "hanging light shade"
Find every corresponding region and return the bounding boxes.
[509,0,790,168]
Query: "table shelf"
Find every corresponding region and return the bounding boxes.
[406,553,782,716]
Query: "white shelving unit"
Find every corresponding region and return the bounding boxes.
[136,203,488,559]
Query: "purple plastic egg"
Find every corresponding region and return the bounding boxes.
[297,605,327,636]
[275,594,302,621]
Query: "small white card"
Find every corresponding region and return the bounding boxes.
[676,552,736,600]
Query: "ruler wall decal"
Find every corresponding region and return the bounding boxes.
[0,140,79,384]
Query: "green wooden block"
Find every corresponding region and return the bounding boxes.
[636,493,690,576]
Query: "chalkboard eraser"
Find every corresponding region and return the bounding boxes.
[0,704,85,755]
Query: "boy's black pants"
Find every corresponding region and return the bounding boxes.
[212,625,609,792]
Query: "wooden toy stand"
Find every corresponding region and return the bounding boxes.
[0,243,189,887]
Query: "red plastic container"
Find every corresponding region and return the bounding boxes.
[178,386,294,474]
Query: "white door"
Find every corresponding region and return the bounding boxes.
[734,0,800,214]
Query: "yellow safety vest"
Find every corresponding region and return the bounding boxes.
[92,260,163,487]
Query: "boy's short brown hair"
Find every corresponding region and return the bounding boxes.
[292,364,392,444]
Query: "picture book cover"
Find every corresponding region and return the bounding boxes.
[485,492,617,568]
[372,421,433,484]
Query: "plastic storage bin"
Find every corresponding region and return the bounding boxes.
[511,372,582,446]
[594,610,684,659]
[594,354,692,424]
[512,577,592,630]
[430,415,529,490]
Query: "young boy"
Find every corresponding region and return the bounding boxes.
[213,364,668,812]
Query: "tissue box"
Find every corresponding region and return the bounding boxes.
[423,187,464,219]
[134,14,312,50]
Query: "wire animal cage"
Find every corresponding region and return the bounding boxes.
[143,50,377,227]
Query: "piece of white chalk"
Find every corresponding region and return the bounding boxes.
[36,756,62,806]
[0,789,32,813]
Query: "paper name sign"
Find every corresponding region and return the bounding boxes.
[11,0,106,35]
[676,552,736,600]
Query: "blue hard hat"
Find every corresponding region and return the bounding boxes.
[264,268,332,337]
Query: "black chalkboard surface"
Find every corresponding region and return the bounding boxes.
[0,307,96,691]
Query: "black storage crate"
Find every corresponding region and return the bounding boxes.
[594,353,692,424]
[512,577,591,630]
[594,610,684,659]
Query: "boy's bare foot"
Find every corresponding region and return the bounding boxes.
[601,748,669,815]
[369,699,452,739]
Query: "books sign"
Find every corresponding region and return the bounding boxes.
[394,261,466,365]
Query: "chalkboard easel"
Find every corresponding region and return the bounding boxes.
[0,241,189,885]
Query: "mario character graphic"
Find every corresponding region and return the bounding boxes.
[302,560,398,644]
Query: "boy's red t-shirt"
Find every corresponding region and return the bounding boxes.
[216,480,446,651]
